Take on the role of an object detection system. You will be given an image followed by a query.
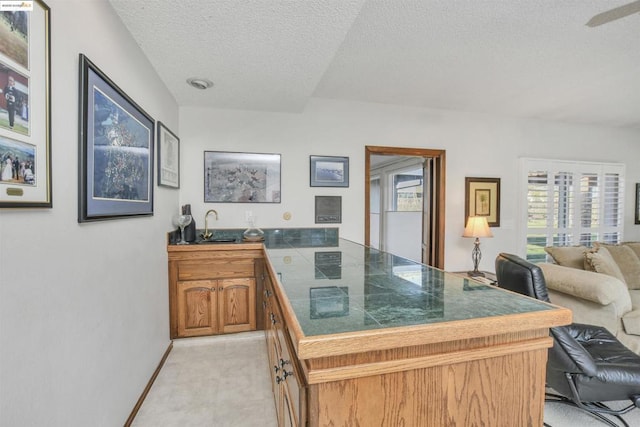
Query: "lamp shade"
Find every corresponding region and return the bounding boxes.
[463,216,493,238]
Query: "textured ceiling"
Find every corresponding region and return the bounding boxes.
[109,0,640,129]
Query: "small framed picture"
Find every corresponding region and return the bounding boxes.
[310,155,349,187]
[157,122,180,188]
[315,195,341,224]
[465,177,500,227]
[635,183,640,225]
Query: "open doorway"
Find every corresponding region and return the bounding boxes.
[365,146,446,269]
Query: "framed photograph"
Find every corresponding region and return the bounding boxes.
[157,122,179,188]
[465,177,500,227]
[635,183,640,225]
[0,0,51,208]
[78,54,155,222]
[315,195,342,224]
[309,286,349,319]
[204,151,281,203]
[310,155,349,187]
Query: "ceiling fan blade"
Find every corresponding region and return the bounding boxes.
[586,0,640,27]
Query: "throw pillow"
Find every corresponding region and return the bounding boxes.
[544,245,588,270]
[584,246,627,285]
[596,243,640,290]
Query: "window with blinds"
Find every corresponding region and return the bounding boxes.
[520,159,625,263]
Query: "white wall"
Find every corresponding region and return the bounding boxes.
[1,2,638,424]
[180,99,640,272]
[0,1,178,425]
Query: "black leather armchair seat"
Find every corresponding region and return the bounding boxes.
[495,252,640,427]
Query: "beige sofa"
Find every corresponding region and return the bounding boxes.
[538,242,640,355]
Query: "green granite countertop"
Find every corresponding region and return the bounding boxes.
[265,238,555,338]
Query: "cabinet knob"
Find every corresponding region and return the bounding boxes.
[270,313,277,325]
[283,370,294,380]
[273,365,280,373]
[210,287,216,292]
[275,375,283,384]
[219,287,223,291]
[279,358,290,367]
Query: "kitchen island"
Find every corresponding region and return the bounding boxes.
[263,237,571,426]
[169,231,571,426]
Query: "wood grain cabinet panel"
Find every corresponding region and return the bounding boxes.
[177,280,217,337]
[262,264,306,427]
[219,278,256,334]
[167,245,262,339]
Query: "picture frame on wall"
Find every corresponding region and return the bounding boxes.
[315,195,342,223]
[157,122,180,188]
[204,151,281,203]
[78,54,155,222]
[0,0,52,208]
[465,177,501,227]
[310,155,349,187]
[635,183,640,224]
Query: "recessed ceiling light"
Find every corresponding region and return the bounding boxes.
[186,78,214,90]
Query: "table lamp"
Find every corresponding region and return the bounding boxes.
[462,216,493,277]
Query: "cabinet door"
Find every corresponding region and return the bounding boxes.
[218,278,256,334]
[177,280,217,337]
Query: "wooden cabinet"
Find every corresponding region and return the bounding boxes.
[176,277,256,337]
[262,263,306,427]
[168,244,263,339]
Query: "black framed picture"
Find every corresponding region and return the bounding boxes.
[204,151,281,203]
[635,183,640,225]
[310,155,349,187]
[0,0,52,208]
[78,54,155,222]
[315,195,341,224]
[157,122,179,188]
[464,177,501,227]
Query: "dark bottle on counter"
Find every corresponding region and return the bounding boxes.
[182,204,197,242]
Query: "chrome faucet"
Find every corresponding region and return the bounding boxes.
[200,209,218,240]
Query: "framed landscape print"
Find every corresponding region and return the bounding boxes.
[157,122,179,188]
[465,177,500,227]
[0,0,51,207]
[204,151,281,203]
[78,54,155,222]
[310,155,349,187]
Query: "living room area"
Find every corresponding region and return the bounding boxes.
[1,1,640,426]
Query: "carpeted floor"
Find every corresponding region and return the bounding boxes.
[132,332,639,426]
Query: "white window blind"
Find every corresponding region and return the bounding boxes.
[520,158,625,263]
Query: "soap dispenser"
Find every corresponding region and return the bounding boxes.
[182,204,197,242]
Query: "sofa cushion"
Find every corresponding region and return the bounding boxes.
[622,242,640,261]
[622,309,640,336]
[597,243,640,290]
[539,262,631,309]
[544,245,588,270]
[584,246,627,284]
[629,289,640,310]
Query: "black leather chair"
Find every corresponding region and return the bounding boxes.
[495,253,640,427]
